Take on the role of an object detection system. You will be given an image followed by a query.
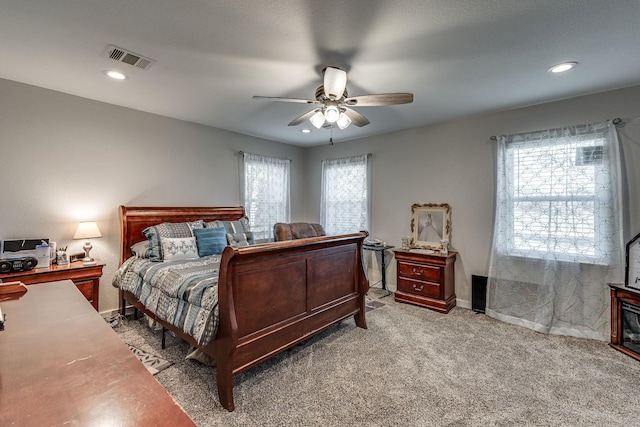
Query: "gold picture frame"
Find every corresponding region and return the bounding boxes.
[410,203,451,249]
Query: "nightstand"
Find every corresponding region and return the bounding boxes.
[394,250,457,313]
[0,261,104,310]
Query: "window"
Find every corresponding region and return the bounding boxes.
[242,152,290,242]
[499,124,619,264]
[321,154,370,235]
[487,121,625,339]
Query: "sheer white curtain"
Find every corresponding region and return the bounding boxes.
[321,154,370,235]
[487,121,624,340]
[242,152,290,242]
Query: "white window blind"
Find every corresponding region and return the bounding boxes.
[506,137,610,263]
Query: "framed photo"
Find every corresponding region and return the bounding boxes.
[410,203,451,249]
[626,232,640,290]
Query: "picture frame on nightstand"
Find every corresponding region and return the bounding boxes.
[626,232,640,290]
[410,203,451,250]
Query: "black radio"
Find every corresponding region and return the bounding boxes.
[0,257,38,273]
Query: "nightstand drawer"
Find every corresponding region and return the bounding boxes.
[397,278,440,298]
[398,262,441,282]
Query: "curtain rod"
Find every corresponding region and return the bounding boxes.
[489,117,625,141]
[238,151,291,162]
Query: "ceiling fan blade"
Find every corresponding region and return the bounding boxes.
[323,67,347,100]
[253,95,319,104]
[288,108,320,126]
[342,107,370,127]
[344,93,414,106]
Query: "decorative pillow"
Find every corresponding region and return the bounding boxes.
[193,227,227,257]
[142,220,204,261]
[226,231,255,247]
[130,240,150,258]
[205,216,251,234]
[161,237,199,262]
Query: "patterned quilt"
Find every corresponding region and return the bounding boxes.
[112,255,221,346]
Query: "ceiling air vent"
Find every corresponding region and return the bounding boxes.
[101,44,156,71]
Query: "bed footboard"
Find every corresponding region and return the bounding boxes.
[116,205,369,412]
[209,232,369,411]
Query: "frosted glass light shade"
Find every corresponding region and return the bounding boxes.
[336,112,351,130]
[324,105,340,123]
[310,111,325,129]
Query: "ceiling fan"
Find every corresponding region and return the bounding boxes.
[253,66,413,131]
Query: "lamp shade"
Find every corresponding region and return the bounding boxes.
[73,221,102,240]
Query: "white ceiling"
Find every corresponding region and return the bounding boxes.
[2,0,640,147]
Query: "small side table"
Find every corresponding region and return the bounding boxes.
[393,249,457,313]
[363,244,394,296]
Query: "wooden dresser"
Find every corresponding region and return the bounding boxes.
[0,280,195,427]
[0,260,103,310]
[394,249,457,313]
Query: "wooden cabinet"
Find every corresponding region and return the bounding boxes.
[0,261,104,310]
[394,250,457,313]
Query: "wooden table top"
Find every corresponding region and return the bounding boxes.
[0,280,195,427]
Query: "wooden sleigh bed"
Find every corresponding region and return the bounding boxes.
[115,206,369,411]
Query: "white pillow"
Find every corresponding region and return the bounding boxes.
[161,237,199,262]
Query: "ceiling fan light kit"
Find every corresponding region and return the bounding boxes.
[253,66,414,140]
[336,112,352,130]
[324,104,340,123]
[310,110,325,129]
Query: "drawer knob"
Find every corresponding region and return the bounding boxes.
[412,283,424,292]
[412,267,423,275]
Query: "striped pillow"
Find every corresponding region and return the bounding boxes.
[205,216,251,234]
[226,231,256,247]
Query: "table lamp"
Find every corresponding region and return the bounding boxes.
[73,221,102,263]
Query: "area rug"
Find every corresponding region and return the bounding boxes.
[127,344,173,375]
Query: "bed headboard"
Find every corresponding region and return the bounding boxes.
[118,205,246,265]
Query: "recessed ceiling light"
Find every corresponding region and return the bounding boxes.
[104,70,127,80]
[301,129,312,134]
[547,62,578,74]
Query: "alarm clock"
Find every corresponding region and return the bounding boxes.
[0,257,38,273]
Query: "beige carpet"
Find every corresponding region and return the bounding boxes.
[115,290,640,426]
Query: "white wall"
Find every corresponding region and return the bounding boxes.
[0,78,306,313]
[305,85,640,307]
[3,77,638,312]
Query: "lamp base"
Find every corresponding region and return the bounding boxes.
[82,241,93,263]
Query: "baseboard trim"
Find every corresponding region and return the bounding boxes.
[456,298,471,309]
[101,306,135,320]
